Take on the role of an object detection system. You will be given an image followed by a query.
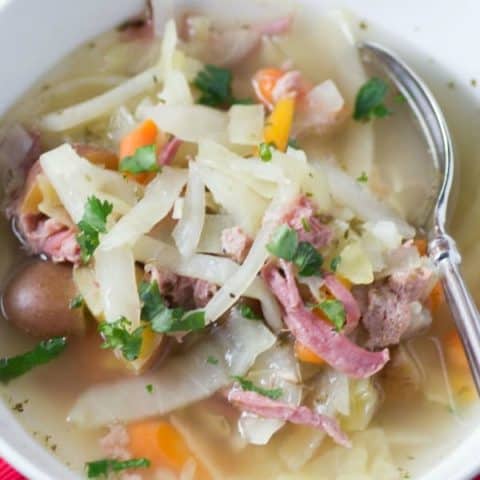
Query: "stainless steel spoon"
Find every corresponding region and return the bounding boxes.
[359,42,480,395]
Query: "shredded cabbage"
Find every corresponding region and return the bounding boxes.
[172,162,206,257]
[69,312,275,427]
[228,104,265,145]
[133,236,284,332]
[197,214,235,254]
[336,241,374,285]
[99,167,187,250]
[73,266,103,319]
[94,246,141,326]
[39,144,138,222]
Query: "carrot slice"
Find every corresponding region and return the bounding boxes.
[426,280,444,313]
[119,119,158,159]
[128,420,210,479]
[444,329,469,370]
[294,340,324,365]
[252,68,285,106]
[413,238,428,256]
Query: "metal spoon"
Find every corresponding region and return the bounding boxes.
[359,42,480,394]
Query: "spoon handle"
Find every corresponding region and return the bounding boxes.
[430,234,480,394]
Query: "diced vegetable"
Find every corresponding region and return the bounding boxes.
[0,337,67,383]
[172,162,206,257]
[263,96,295,151]
[69,313,275,426]
[119,119,158,160]
[294,341,324,365]
[99,167,187,250]
[336,242,373,285]
[228,104,265,145]
[98,317,144,361]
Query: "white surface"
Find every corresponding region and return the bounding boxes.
[0,0,479,479]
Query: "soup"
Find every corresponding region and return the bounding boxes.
[0,3,476,480]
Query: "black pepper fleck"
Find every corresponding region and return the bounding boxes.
[359,21,368,30]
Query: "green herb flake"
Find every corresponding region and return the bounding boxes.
[139,281,205,334]
[69,294,84,310]
[353,77,392,122]
[316,299,346,331]
[330,255,341,272]
[86,458,151,478]
[233,376,283,400]
[266,225,298,261]
[98,317,143,361]
[207,355,219,365]
[356,171,368,183]
[394,92,407,104]
[0,337,67,383]
[119,144,159,174]
[238,303,262,321]
[293,242,323,277]
[193,64,252,107]
[259,142,275,162]
[76,196,113,263]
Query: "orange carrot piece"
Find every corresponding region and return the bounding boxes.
[128,421,210,479]
[74,144,119,170]
[414,238,428,256]
[119,119,158,159]
[444,329,469,370]
[426,281,444,313]
[252,68,284,106]
[263,96,295,152]
[294,340,324,365]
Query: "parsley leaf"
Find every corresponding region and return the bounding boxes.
[0,337,67,383]
[146,384,154,393]
[98,317,143,361]
[293,242,323,277]
[86,458,151,478]
[356,171,368,183]
[353,77,392,122]
[233,376,283,400]
[266,225,298,261]
[330,255,341,272]
[119,144,159,174]
[194,64,251,107]
[139,281,206,333]
[316,299,346,331]
[207,355,219,365]
[76,196,113,263]
[69,294,84,310]
[301,217,311,232]
[237,303,262,321]
[259,142,275,162]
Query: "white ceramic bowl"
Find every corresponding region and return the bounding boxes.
[1,0,480,479]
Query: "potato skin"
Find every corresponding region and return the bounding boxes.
[2,260,86,338]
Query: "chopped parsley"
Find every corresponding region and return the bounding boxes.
[237,303,262,321]
[267,226,323,277]
[145,384,154,394]
[330,255,342,272]
[233,376,283,400]
[293,242,323,277]
[139,281,206,333]
[207,355,219,365]
[316,299,346,331]
[193,64,251,107]
[266,225,299,261]
[356,171,368,183]
[119,144,160,174]
[394,92,407,104]
[353,77,391,122]
[259,142,275,162]
[86,458,151,478]
[0,337,67,383]
[76,196,113,263]
[69,294,84,310]
[98,317,144,361]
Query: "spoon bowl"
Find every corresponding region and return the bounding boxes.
[359,41,480,394]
